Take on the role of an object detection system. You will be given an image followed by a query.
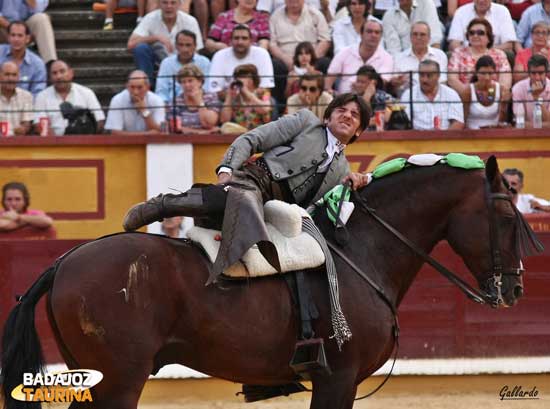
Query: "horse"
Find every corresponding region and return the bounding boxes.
[1,156,541,409]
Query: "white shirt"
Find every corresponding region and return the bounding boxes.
[257,0,338,16]
[448,3,517,47]
[318,127,345,173]
[331,15,382,55]
[208,45,275,92]
[516,193,550,214]
[394,46,448,93]
[132,10,204,50]
[33,83,105,135]
[402,84,464,130]
[105,89,166,132]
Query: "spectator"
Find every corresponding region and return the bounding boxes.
[503,168,550,213]
[382,0,442,58]
[0,181,53,233]
[326,20,393,94]
[103,0,149,30]
[33,60,105,136]
[0,21,46,96]
[127,0,203,83]
[161,216,185,238]
[515,22,550,84]
[287,71,333,119]
[0,61,32,136]
[448,18,511,99]
[155,29,210,103]
[285,41,317,97]
[105,70,165,135]
[258,0,338,23]
[220,63,272,129]
[205,0,270,54]
[448,0,533,21]
[512,54,550,127]
[351,65,392,128]
[448,0,517,52]
[463,56,509,129]
[168,64,221,133]
[517,1,550,48]
[391,21,448,96]
[208,24,274,93]
[402,60,465,130]
[332,0,381,56]
[0,0,57,63]
[269,0,331,104]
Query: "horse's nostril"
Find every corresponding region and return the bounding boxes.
[514,285,524,299]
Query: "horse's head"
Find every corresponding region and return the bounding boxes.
[446,156,544,308]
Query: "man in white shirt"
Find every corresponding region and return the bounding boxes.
[503,168,550,214]
[392,21,448,96]
[33,60,105,135]
[106,70,165,135]
[0,61,32,136]
[208,24,274,93]
[401,60,464,130]
[448,0,517,52]
[127,0,203,82]
[382,0,443,57]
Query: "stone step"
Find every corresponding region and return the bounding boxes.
[49,10,136,30]
[57,47,134,64]
[55,29,132,44]
[48,0,95,10]
[73,65,134,81]
[85,83,127,107]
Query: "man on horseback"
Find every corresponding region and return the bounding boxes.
[123,93,370,276]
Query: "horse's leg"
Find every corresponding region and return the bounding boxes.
[310,372,358,409]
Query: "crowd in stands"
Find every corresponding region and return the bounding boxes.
[4,0,550,135]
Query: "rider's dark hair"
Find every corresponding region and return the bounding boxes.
[323,93,370,143]
[2,181,30,212]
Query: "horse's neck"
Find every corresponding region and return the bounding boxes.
[349,167,478,307]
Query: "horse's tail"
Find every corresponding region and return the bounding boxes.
[1,264,57,409]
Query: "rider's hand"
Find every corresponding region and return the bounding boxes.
[217,172,232,184]
[342,172,369,190]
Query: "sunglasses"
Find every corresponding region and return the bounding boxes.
[468,29,486,36]
[301,86,318,92]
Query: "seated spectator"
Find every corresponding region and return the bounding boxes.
[205,0,270,54]
[161,216,185,238]
[447,0,533,21]
[382,0,443,58]
[33,60,105,136]
[517,1,550,48]
[0,21,46,96]
[287,71,333,119]
[326,20,393,94]
[391,21,448,96]
[512,54,550,127]
[0,61,32,136]
[105,70,165,135]
[463,56,509,129]
[156,29,210,103]
[0,181,53,233]
[448,0,517,52]
[448,18,511,99]
[168,64,221,133]
[220,63,272,130]
[127,0,203,83]
[514,21,550,83]
[103,0,154,30]
[503,168,550,214]
[332,0,381,56]
[269,0,331,104]
[0,0,57,63]
[258,0,338,23]
[401,60,465,130]
[285,41,317,97]
[351,65,393,127]
[208,24,274,93]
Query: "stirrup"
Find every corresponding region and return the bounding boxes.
[289,338,331,380]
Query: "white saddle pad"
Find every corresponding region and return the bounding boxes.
[187,200,326,278]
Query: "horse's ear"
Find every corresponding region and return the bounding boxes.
[485,155,501,188]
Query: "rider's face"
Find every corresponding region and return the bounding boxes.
[325,101,362,144]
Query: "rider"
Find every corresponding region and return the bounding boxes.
[123,93,371,277]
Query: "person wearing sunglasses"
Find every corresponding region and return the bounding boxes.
[514,22,550,84]
[448,18,511,99]
[286,71,333,119]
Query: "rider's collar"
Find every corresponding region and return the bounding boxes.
[326,128,346,154]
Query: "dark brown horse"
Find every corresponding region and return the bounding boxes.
[1,157,540,409]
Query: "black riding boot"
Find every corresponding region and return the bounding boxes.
[123,186,226,231]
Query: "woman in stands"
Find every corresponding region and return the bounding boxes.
[448,18,512,99]
[220,64,272,130]
[332,0,379,55]
[0,182,53,233]
[285,41,318,97]
[514,21,550,83]
[463,56,510,129]
[205,0,270,54]
[169,64,221,133]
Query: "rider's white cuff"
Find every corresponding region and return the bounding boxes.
[217,166,233,175]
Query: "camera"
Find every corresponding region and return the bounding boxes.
[230,80,243,90]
